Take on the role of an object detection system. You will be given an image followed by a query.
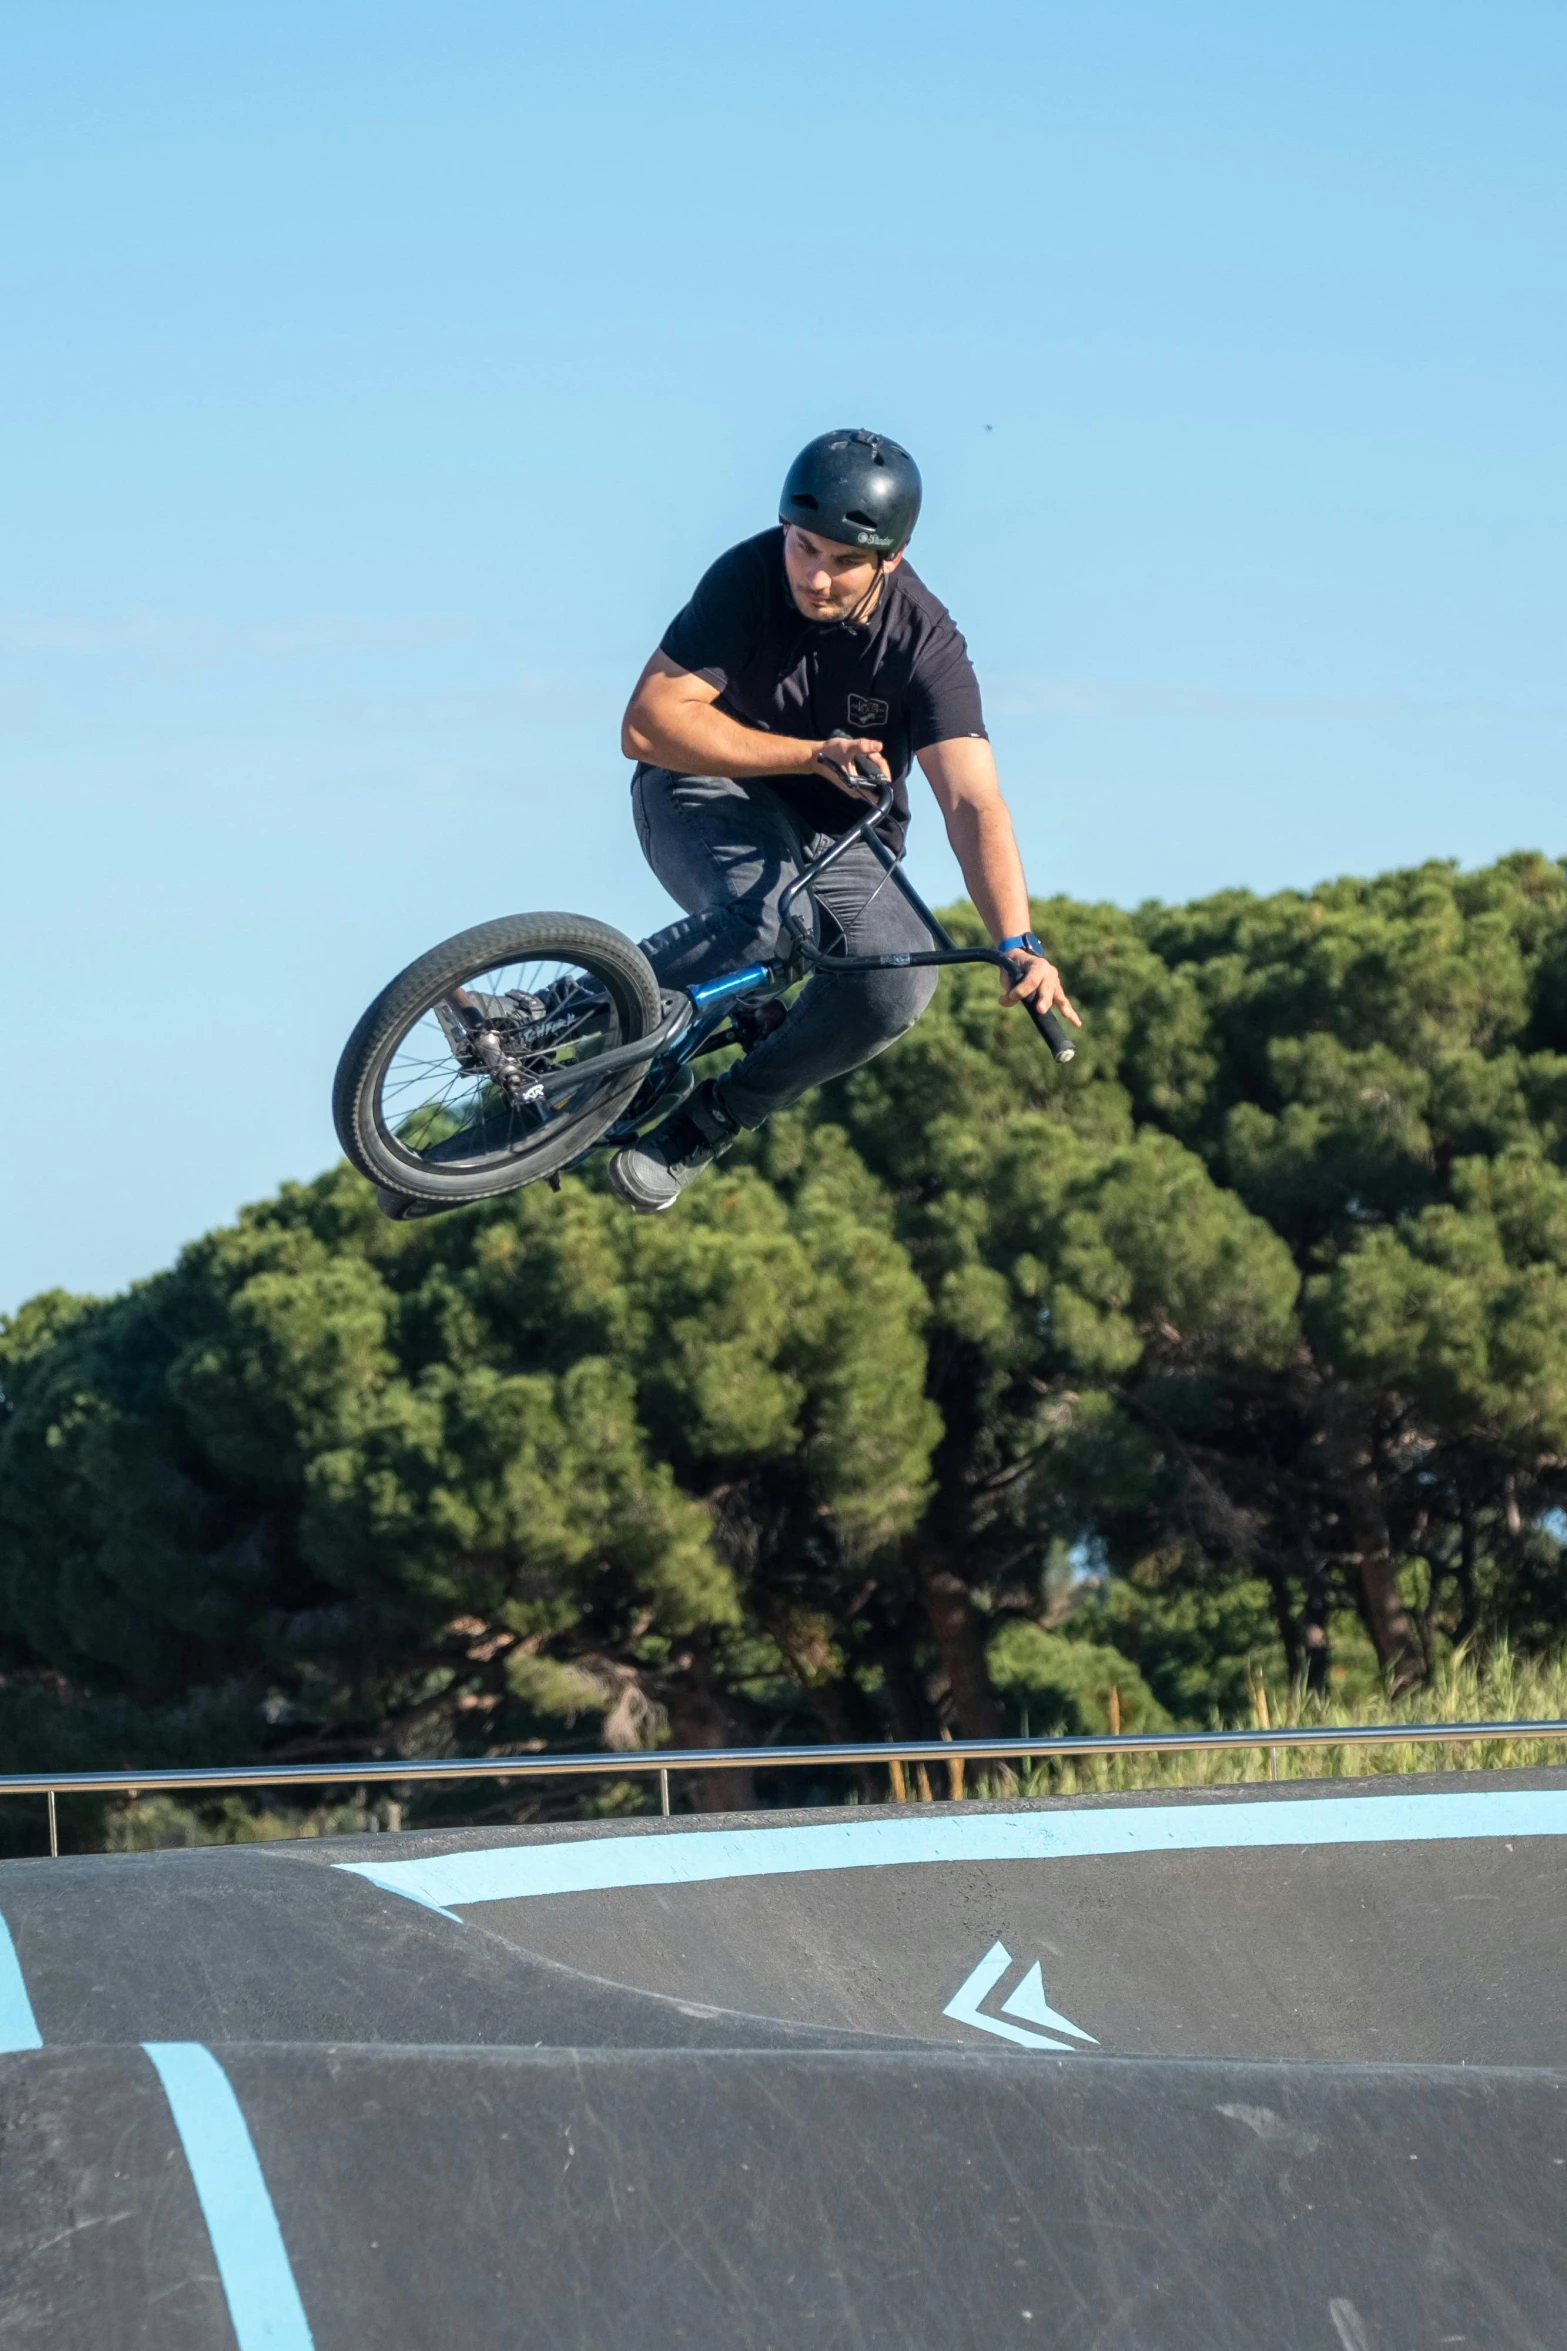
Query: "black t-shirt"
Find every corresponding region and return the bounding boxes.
[658,527,987,849]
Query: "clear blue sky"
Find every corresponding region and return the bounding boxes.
[3,1,1563,1312]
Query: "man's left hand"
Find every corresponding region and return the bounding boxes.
[1000,949,1081,1028]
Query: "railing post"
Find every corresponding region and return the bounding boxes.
[658,1768,670,1817]
[46,1790,58,1858]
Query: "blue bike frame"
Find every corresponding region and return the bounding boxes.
[546,777,1075,1153]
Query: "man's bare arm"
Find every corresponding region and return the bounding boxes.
[621,652,887,791]
[918,735,1080,1025]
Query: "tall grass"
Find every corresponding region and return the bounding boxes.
[60,1642,1567,1850]
[965,1643,1567,1802]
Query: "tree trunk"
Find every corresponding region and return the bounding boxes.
[1301,1615,1331,1697]
[908,1345,1007,1739]
[663,1664,755,1812]
[1299,1542,1331,1697]
[861,1613,936,1741]
[770,1629,880,1802]
[1326,1401,1424,1691]
[1453,1489,1478,1648]
[1357,1550,1424,1693]
[916,1558,1005,1738]
[1264,1557,1302,1687]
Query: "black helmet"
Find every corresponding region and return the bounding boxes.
[779,428,922,556]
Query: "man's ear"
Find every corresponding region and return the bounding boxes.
[883,551,905,575]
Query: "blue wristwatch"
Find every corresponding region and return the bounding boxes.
[997,931,1046,959]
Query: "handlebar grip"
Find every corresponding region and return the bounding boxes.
[825,728,890,788]
[1030,1003,1076,1063]
[1001,946,1077,1062]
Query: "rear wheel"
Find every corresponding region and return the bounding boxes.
[333,913,663,1202]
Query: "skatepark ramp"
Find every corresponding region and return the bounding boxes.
[2,1771,1564,2346]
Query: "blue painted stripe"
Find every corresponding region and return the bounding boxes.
[335,1787,1567,1913]
[144,2043,315,2351]
[0,1909,42,2052]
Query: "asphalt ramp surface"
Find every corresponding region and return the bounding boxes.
[1,1771,1564,2347]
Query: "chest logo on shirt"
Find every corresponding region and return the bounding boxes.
[848,693,890,731]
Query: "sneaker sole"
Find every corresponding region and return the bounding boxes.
[607,1153,680,1214]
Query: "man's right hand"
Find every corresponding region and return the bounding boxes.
[809,736,890,801]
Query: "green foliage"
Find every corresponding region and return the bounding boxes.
[808,848,1567,1708]
[1308,1150,1567,1452]
[1065,1570,1287,1726]
[986,1619,1167,1734]
[0,1152,937,1812]
[3,848,1566,1829]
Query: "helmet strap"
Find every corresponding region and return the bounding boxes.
[843,554,887,628]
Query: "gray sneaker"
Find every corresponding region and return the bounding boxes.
[608,1080,741,1214]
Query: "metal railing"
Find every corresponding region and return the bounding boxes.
[9,1716,1567,1856]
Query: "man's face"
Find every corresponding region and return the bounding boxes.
[783,524,902,621]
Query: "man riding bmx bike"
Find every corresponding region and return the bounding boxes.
[608,426,1080,1214]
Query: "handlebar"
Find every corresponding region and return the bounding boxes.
[807,738,1077,1065]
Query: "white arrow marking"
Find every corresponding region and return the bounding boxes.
[942,1940,1077,2050]
[1000,1961,1097,2043]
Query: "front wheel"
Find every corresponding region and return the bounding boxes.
[333,913,663,1202]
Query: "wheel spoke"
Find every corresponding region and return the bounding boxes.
[375,946,628,1180]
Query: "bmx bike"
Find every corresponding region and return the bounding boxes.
[333,770,1076,1212]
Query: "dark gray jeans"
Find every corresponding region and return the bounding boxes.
[632,765,938,1129]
